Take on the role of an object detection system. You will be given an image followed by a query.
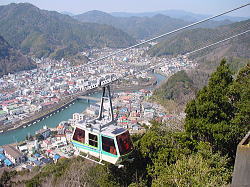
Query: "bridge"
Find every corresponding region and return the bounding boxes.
[78,96,100,101]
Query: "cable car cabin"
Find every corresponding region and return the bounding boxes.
[71,119,133,166]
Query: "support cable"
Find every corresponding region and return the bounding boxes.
[90,3,250,64]
[186,29,250,55]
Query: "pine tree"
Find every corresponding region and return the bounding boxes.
[184,59,240,159]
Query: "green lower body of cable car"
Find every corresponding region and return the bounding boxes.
[71,131,133,166]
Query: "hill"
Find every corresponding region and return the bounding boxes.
[148,19,250,58]
[75,10,232,40]
[150,20,250,112]
[0,3,135,59]
[0,35,36,77]
[151,70,197,112]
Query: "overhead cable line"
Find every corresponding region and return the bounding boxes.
[186,29,250,55]
[129,29,250,76]
[90,3,250,64]
[189,21,250,51]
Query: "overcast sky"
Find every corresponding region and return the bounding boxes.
[0,0,249,17]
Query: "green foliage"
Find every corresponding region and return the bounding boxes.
[153,70,196,105]
[228,63,250,146]
[25,179,40,187]
[185,60,250,161]
[152,149,230,187]
[138,122,197,180]
[91,120,230,187]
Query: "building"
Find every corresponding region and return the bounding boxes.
[36,126,51,139]
[73,113,85,122]
[3,145,26,165]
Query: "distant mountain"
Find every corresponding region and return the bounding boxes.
[61,11,75,16]
[0,35,36,77]
[111,10,249,22]
[0,3,135,59]
[148,19,250,58]
[75,10,232,40]
[75,10,189,39]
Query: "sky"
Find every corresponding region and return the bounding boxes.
[0,0,249,17]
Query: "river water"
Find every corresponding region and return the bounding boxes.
[0,73,165,146]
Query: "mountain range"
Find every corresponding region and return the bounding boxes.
[74,10,233,40]
[0,3,135,60]
[0,3,249,77]
[110,10,248,22]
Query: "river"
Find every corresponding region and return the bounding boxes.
[0,73,166,146]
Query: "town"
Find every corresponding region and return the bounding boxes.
[0,47,196,132]
[0,88,185,170]
[0,47,196,170]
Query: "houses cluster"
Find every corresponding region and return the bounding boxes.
[70,90,175,134]
[0,55,146,131]
[0,88,181,170]
[87,48,196,78]
[0,46,195,132]
[157,55,197,76]
[0,123,74,170]
[88,47,152,66]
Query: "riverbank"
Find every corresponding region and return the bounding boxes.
[0,75,158,133]
[0,99,93,146]
[0,73,165,146]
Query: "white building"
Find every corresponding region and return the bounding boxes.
[73,113,85,122]
[3,145,26,165]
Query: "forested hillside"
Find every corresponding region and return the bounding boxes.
[0,3,135,59]
[0,35,36,77]
[148,19,250,58]
[148,20,250,96]
[1,61,249,187]
[152,70,197,108]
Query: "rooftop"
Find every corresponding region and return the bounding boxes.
[2,145,23,159]
[76,119,127,137]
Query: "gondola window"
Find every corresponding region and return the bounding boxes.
[73,128,85,143]
[116,131,133,155]
[102,136,117,155]
[89,133,98,147]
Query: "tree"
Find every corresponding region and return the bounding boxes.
[152,143,230,187]
[185,60,249,161]
[226,63,250,157]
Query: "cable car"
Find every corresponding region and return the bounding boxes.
[71,83,134,167]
